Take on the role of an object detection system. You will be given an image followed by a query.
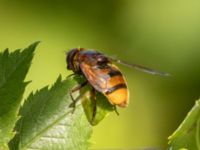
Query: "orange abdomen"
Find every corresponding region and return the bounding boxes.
[104,72,129,107]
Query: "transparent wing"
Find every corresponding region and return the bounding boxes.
[80,62,109,93]
[108,56,170,76]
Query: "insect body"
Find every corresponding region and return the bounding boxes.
[66,48,129,107]
[66,48,169,119]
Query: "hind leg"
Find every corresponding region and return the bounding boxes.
[91,88,97,122]
[113,105,119,116]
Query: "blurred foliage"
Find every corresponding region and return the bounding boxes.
[0,0,199,149]
[168,99,200,150]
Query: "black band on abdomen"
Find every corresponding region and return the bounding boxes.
[105,83,127,95]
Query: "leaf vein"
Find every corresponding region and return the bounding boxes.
[22,107,76,149]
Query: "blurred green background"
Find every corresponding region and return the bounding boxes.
[0,0,200,149]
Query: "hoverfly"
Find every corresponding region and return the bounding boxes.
[66,48,169,120]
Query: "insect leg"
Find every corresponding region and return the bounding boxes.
[91,88,97,123]
[113,105,119,116]
[69,81,87,113]
[66,73,76,79]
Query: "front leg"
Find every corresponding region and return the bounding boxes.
[67,73,76,79]
[69,81,87,113]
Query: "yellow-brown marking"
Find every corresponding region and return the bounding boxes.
[105,87,128,107]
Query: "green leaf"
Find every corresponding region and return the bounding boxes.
[168,99,200,150]
[9,75,92,150]
[81,85,114,126]
[0,42,39,149]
